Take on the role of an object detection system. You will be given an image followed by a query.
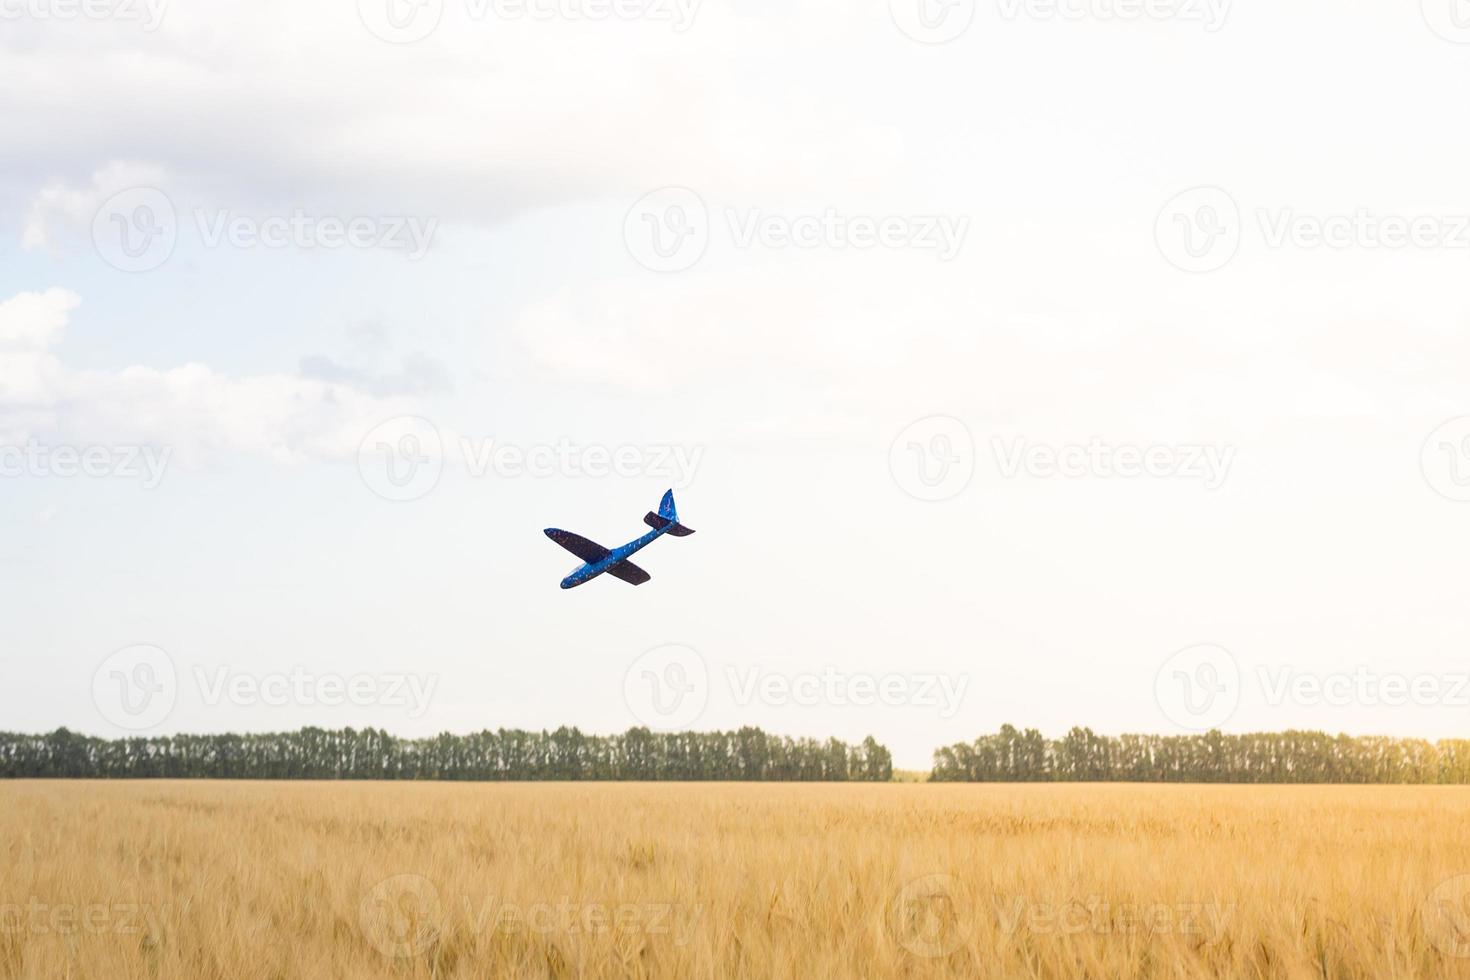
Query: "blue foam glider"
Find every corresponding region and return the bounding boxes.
[544,489,695,589]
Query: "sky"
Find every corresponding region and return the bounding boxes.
[3,0,1470,769]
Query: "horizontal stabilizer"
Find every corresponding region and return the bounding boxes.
[644,513,695,536]
[543,528,611,564]
[606,559,651,585]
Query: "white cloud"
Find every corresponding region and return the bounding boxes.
[0,287,79,351]
[5,0,906,253]
[21,162,169,251]
[0,288,421,462]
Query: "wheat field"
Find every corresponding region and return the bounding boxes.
[3,781,1470,979]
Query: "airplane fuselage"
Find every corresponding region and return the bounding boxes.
[560,524,668,589]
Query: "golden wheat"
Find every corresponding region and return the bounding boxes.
[3,781,1470,979]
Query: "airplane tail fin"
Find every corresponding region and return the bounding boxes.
[643,489,695,536]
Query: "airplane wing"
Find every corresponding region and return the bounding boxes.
[605,559,651,586]
[544,529,611,564]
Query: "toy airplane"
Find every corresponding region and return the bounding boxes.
[544,489,695,589]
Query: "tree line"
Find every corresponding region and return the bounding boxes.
[0,726,893,782]
[15,724,1470,783]
[931,725,1470,783]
